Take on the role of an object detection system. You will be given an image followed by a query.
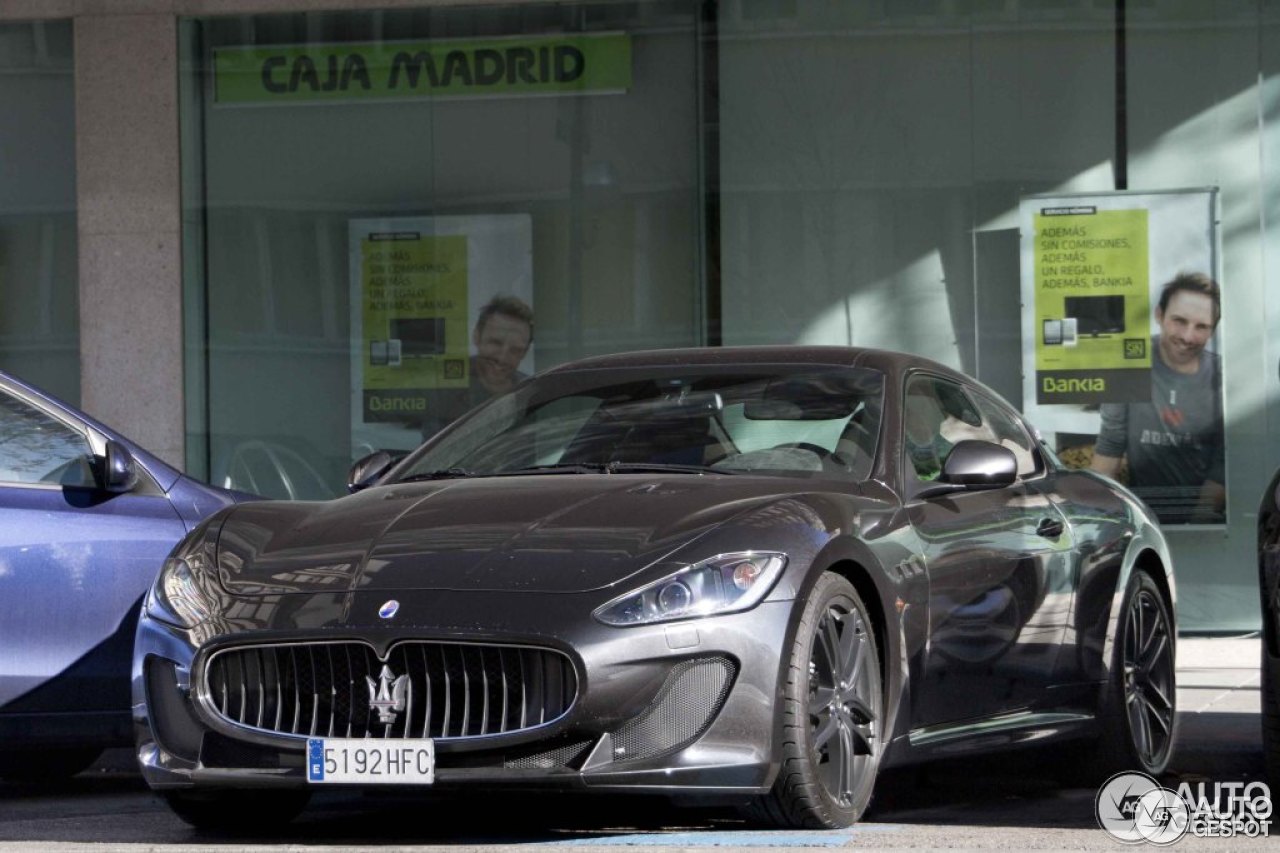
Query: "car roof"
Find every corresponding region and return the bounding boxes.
[540,345,962,378]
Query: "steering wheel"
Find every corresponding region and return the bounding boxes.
[774,441,860,471]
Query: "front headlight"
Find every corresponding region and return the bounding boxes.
[593,551,787,627]
[145,557,214,628]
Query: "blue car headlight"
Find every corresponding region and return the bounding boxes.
[593,551,787,627]
[145,557,214,628]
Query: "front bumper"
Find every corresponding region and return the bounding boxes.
[133,589,796,795]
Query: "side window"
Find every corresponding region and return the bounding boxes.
[969,392,1040,478]
[904,376,966,481]
[0,393,95,487]
[907,375,1017,483]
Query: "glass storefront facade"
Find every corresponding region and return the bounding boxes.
[179,1,1280,631]
[0,21,77,403]
[180,3,703,500]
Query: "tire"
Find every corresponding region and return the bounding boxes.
[746,572,883,828]
[0,748,100,782]
[161,789,310,833]
[1067,570,1177,785]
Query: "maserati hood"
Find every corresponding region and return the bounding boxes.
[214,474,828,596]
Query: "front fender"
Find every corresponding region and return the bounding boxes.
[1099,514,1176,676]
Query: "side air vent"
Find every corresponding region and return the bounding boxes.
[609,655,736,763]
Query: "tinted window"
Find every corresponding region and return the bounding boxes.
[905,374,1041,482]
[904,375,982,482]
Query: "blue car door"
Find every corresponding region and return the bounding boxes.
[0,388,187,727]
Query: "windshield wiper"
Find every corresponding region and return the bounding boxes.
[396,468,474,483]
[503,461,730,476]
[502,462,612,475]
[605,462,731,475]
[421,461,735,479]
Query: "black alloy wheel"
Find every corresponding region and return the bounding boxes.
[1054,570,1177,787]
[748,572,883,828]
[1120,573,1177,772]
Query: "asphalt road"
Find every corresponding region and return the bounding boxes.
[0,708,1268,853]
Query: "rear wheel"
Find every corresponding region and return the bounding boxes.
[1114,571,1177,773]
[161,789,310,833]
[0,748,100,782]
[747,572,883,828]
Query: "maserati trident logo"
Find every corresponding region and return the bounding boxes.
[366,664,409,725]
[378,599,399,619]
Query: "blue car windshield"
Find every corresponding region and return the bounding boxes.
[394,365,885,482]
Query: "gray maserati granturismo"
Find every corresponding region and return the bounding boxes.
[134,346,1177,830]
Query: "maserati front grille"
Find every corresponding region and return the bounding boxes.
[203,641,577,741]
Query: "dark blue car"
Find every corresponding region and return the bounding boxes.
[0,370,246,780]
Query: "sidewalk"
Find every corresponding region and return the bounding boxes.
[1171,635,1264,782]
[1178,636,1261,713]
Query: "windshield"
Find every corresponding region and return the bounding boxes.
[392,365,884,483]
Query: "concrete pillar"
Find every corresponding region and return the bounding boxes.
[74,10,184,469]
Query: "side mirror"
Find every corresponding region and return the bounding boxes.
[100,439,138,493]
[940,440,1018,488]
[347,450,394,493]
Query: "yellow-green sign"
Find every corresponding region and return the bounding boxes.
[1033,207,1151,404]
[214,33,631,104]
[361,233,469,421]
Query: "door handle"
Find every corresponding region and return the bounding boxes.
[1036,517,1064,539]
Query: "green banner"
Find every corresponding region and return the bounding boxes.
[214,33,631,104]
[1033,207,1151,405]
[361,233,469,422]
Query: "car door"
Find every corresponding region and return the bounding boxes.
[0,387,188,719]
[904,373,1075,728]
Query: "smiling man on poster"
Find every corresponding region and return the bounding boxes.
[1090,273,1225,524]
[416,295,534,439]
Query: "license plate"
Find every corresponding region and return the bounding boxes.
[306,738,434,784]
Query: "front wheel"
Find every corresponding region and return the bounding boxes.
[747,572,883,828]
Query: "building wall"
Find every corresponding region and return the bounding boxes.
[716,4,1273,631]
[0,0,1274,630]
